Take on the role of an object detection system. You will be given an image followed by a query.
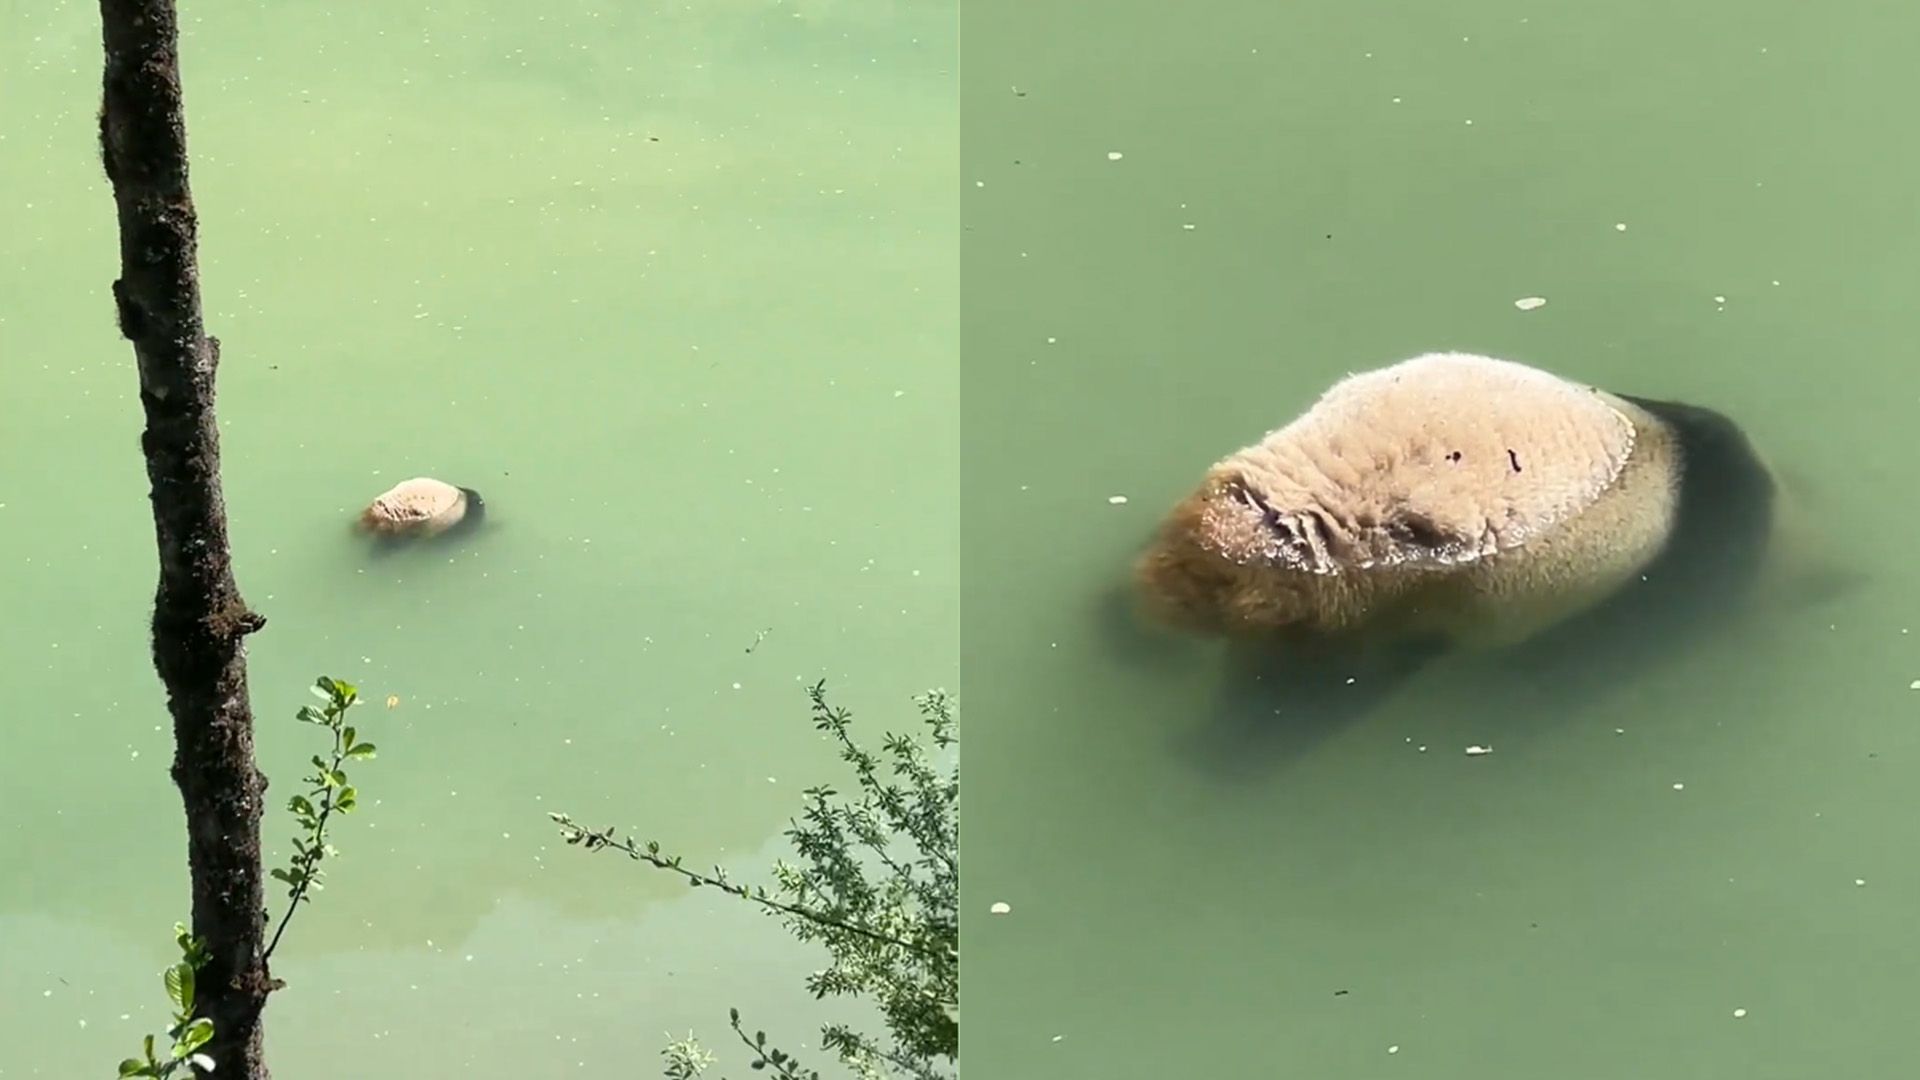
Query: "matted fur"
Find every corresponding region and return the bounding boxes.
[1135,352,1683,647]
[358,477,468,537]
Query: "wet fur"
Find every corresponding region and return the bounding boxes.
[1126,357,1784,774]
[356,484,487,553]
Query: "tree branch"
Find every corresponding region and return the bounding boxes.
[99,1,273,1075]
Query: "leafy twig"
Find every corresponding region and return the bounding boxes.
[117,924,215,1078]
[547,812,937,961]
[265,676,376,962]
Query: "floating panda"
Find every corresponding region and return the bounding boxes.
[1133,352,1788,674]
[357,477,486,540]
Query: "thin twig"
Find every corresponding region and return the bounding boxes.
[548,814,947,962]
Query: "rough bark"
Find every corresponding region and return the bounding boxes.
[98,2,274,1077]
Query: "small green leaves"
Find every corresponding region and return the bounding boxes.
[162,962,193,1012]
[117,1058,150,1077]
[173,1018,213,1058]
[264,675,384,967]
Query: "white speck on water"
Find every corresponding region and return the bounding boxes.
[1464,118,1474,125]
[1514,296,1547,311]
[973,180,984,187]
[1051,1035,1064,1043]
[1107,494,1129,505]
[1673,782,1686,791]
[1345,677,1356,685]
[1907,680,1918,690]
[732,682,741,690]
[767,776,778,784]
[1714,295,1727,304]
[1615,728,1626,734]
[990,901,1011,914]
[1388,1045,1400,1055]
[1106,151,1124,161]
[1855,878,1867,886]
[1614,222,1628,231]
[1391,96,1402,103]
[1733,1008,1748,1018]
[1465,745,1493,756]
[1045,336,1057,344]
[1418,745,1428,752]
[1182,223,1196,230]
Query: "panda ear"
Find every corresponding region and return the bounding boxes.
[1386,509,1458,553]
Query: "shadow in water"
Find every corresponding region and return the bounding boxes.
[1103,395,1844,780]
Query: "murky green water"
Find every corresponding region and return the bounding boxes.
[1,1,954,1075]
[963,2,1920,1077]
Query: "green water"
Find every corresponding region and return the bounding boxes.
[962,1,1920,1078]
[1,1,954,1076]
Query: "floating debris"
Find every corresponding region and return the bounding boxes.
[1107,495,1129,505]
[1514,296,1547,311]
[1465,745,1493,756]
[990,901,1012,915]
[1733,1008,1748,1019]
[1106,151,1124,161]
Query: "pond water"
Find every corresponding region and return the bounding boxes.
[0,1,954,1076]
[962,1,1920,1078]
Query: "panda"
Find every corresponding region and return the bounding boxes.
[357,477,486,540]
[1132,351,1794,742]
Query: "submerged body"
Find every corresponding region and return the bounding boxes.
[357,477,486,539]
[1135,352,1777,657]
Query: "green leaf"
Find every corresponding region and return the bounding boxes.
[287,795,316,818]
[332,679,359,702]
[175,1017,214,1056]
[117,1058,151,1077]
[295,704,327,725]
[342,726,357,750]
[345,743,377,759]
[310,679,334,701]
[164,961,194,1011]
[335,786,357,812]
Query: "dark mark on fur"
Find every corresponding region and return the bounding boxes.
[1507,448,1522,473]
[1446,450,1463,463]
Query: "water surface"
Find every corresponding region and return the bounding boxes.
[962,2,1920,1077]
[1,1,955,1075]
